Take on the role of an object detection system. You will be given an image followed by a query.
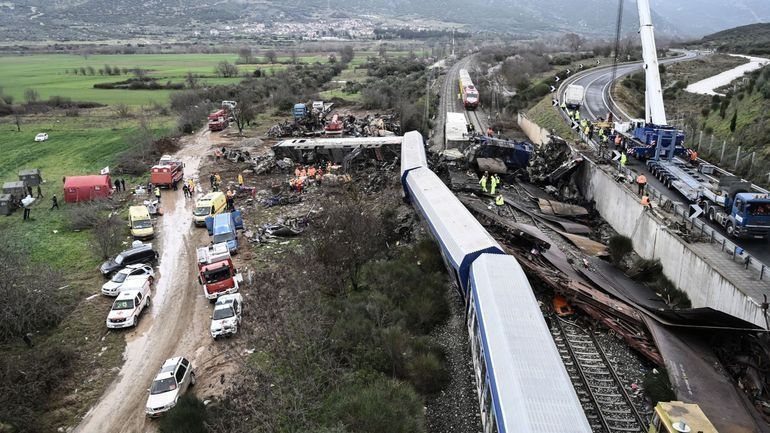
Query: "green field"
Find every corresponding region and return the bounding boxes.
[0,53,294,106]
[0,114,172,269]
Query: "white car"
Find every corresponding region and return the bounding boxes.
[34,133,48,142]
[146,356,195,417]
[210,293,242,339]
[106,286,150,329]
[101,264,155,296]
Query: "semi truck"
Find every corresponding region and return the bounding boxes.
[196,242,242,300]
[649,160,770,239]
[149,155,184,188]
[563,84,585,110]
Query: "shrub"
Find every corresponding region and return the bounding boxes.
[159,394,208,433]
[406,352,450,394]
[319,376,425,433]
[608,235,634,266]
[643,369,676,406]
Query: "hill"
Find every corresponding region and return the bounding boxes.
[697,23,770,55]
[1,0,768,42]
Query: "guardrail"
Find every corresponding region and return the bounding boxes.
[555,107,769,282]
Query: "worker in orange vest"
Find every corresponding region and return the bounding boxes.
[636,173,647,196]
[641,195,652,210]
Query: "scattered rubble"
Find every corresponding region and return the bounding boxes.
[267,109,401,138]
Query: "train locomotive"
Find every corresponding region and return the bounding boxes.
[400,131,592,433]
[458,68,480,110]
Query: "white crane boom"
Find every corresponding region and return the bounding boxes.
[636,0,667,125]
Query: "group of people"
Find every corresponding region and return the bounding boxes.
[113,178,128,192]
[479,171,505,206]
[182,178,197,198]
[289,163,335,193]
[209,172,223,191]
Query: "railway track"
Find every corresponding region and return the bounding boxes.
[550,318,647,433]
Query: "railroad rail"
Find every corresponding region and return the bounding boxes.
[551,318,647,433]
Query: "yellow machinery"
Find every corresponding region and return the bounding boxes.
[649,401,718,433]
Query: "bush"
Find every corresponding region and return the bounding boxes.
[159,394,208,433]
[608,235,634,266]
[643,369,675,406]
[406,352,450,394]
[319,376,425,433]
[653,275,692,309]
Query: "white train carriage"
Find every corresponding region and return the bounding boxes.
[404,166,504,295]
[400,131,428,184]
[467,254,593,433]
[459,68,480,110]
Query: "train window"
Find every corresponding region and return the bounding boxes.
[479,345,487,384]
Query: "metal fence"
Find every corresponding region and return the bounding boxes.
[556,108,769,282]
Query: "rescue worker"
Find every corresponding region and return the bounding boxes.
[636,173,647,196]
[154,186,161,202]
[574,110,580,122]
[215,173,222,185]
[495,194,505,206]
[188,178,195,194]
[489,174,499,195]
[560,100,567,110]
[487,127,494,137]
[641,195,652,210]
[689,149,699,166]
[50,195,59,210]
[614,134,622,148]
[182,182,190,198]
[209,174,216,189]
[479,171,489,193]
[620,152,628,167]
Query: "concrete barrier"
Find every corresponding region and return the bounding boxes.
[576,161,768,329]
[517,113,550,146]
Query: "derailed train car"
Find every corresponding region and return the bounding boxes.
[400,130,592,433]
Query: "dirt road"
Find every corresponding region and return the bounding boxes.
[75,130,235,433]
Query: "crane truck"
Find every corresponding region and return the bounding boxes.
[626,0,770,239]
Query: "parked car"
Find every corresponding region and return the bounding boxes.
[101,264,155,296]
[106,285,151,329]
[34,133,48,142]
[210,293,242,339]
[145,356,195,417]
[100,243,158,277]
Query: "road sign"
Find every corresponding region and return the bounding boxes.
[555,76,560,82]
[612,150,621,161]
[688,204,703,220]
[596,60,601,65]
[551,98,558,106]
[550,85,556,92]
[579,64,584,69]
[566,69,571,75]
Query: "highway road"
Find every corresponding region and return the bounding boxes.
[562,51,770,265]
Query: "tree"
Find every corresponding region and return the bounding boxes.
[264,49,278,63]
[563,32,584,52]
[24,88,39,104]
[86,66,95,75]
[215,60,239,78]
[378,44,387,58]
[340,45,355,64]
[185,72,200,89]
[289,49,298,65]
[328,53,337,64]
[238,46,254,63]
[730,110,738,132]
[231,89,257,134]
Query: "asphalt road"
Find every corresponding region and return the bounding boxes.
[563,51,770,265]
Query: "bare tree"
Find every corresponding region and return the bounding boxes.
[215,60,239,78]
[378,44,387,58]
[91,213,125,259]
[185,72,200,89]
[24,88,39,104]
[231,90,257,134]
[264,49,278,64]
[563,33,584,52]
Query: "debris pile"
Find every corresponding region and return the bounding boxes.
[527,136,583,185]
[267,111,401,138]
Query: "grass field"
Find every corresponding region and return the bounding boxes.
[0,53,308,106]
[0,112,173,269]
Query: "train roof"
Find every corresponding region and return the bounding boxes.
[400,131,428,176]
[404,167,502,285]
[470,254,592,433]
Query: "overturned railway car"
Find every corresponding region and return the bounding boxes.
[400,131,592,433]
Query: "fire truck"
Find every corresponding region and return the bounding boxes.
[196,242,242,300]
[150,155,184,188]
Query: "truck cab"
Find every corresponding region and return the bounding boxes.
[727,193,770,238]
[205,211,243,254]
[197,242,242,300]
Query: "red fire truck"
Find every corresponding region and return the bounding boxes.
[196,243,242,300]
[150,155,184,188]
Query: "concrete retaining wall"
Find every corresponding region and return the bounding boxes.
[576,161,767,329]
[517,113,550,146]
